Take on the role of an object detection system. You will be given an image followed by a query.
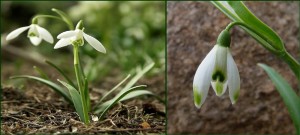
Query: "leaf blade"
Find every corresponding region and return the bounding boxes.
[45,60,76,89]
[10,75,72,103]
[211,1,282,53]
[227,1,283,50]
[120,62,154,93]
[258,63,300,134]
[58,79,88,123]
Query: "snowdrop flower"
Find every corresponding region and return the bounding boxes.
[6,24,54,46]
[193,30,240,108]
[54,20,106,53]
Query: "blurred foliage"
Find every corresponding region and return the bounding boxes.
[1,1,165,83]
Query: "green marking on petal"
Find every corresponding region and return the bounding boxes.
[193,86,202,106]
[28,32,37,37]
[212,70,226,82]
[233,90,239,103]
[215,81,223,95]
[72,39,84,46]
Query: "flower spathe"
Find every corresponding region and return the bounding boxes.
[54,21,106,53]
[6,24,54,46]
[193,30,240,108]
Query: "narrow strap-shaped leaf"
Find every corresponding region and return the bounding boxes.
[10,75,72,103]
[84,78,91,112]
[33,66,50,80]
[97,74,131,105]
[94,85,148,114]
[258,63,300,134]
[58,79,89,124]
[45,60,76,89]
[98,85,147,120]
[120,63,154,93]
[51,8,74,30]
[94,90,154,114]
[227,1,284,50]
[211,2,282,54]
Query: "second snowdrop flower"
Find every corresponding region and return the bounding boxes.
[193,30,240,108]
[6,24,54,46]
[54,20,106,53]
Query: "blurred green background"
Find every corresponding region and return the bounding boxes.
[1,1,165,86]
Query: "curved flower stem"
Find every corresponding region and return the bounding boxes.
[32,14,73,30]
[73,45,89,124]
[226,22,300,80]
[225,22,280,54]
[32,15,62,22]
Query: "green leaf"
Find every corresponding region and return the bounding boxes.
[120,62,154,93]
[227,2,283,50]
[97,85,147,119]
[51,8,74,30]
[33,66,50,80]
[94,89,159,114]
[10,75,72,103]
[97,74,131,104]
[94,85,146,114]
[211,1,283,53]
[58,79,88,124]
[45,60,76,89]
[84,78,90,112]
[258,63,300,134]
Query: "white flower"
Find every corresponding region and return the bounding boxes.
[6,24,54,46]
[193,31,240,108]
[54,22,106,53]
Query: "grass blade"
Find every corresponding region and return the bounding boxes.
[97,74,131,104]
[120,62,154,93]
[10,75,72,103]
[58,79,89,124]
[98,85,147,119]
[45,60,76,88]
[33,66,50,80]
[258,63,300,134]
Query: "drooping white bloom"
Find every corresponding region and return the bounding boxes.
[6,24,54,46]
[54,21,106,53]
[193,30,240,108]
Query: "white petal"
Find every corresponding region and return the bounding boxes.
[36,25,54,43]
[83,33,106,53]
[29,36,42,46]
[6,26,30,40]
[54,38,71,49]
[193,45,217,108]
[57,30,77,39]
[211,45,228,96]
[227,51,240,104]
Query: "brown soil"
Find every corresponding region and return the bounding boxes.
[167,1,299,134]
[1,57,165,134]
